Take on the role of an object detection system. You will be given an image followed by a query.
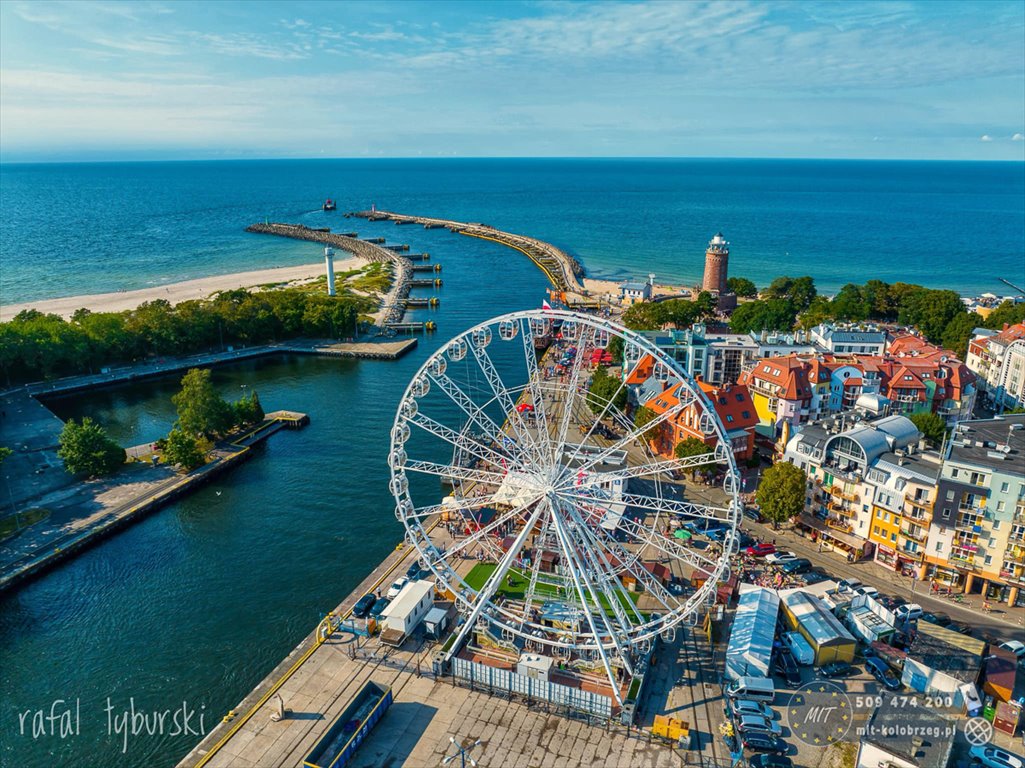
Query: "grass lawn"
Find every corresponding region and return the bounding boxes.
[464,562,645,621]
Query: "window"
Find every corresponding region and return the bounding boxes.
[873,526,880,536]
[890,532,897,542]
[993,520,1001,530]
[742,410,751,419]
[984,555,993,565]
[736,393,744,402]
[952,469,959,478]
[997,501,1005,512]
[942,509,950,519]
[726,415,734,423]
[945,490,955,502]
[935,542,944,552]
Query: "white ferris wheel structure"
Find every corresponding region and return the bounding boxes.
[388,309,741,704]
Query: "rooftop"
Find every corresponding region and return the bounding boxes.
[946,414,1025,474]
[861,695,956,767]
[906,620,986,684]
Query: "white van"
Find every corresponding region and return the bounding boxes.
[724,676,776,703]
[895,603,923,622]
[783,631,815,666]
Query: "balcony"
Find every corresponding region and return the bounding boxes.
[955,519,982,532]
[898,545,924,561]
[904,507,929,522]
[906,496,932,511]
[900,528,926,544]
[828,502,855,518]
[830,486,860,503]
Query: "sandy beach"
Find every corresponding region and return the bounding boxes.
[0,258,363,321]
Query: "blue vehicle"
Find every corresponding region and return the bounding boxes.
[304,681,392,768]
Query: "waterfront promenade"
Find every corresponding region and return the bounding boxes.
[348,209,585,293]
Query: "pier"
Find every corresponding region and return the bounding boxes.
[410,278,443,288]
[404,297,439,308]
[407,253,430,261]
[349,210,584,292]
[411,263,442,273]
[384,321,436,334]
[244,223,413,326]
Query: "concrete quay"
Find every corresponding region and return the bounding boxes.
[176,531,696,768]
[0,412,309,593]
[347,209,585,293]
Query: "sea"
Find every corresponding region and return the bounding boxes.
[0,159,1023,768]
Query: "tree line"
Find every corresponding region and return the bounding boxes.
[727,275,1025,357]
[0,287,372,385]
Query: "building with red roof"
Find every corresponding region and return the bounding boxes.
[966,322,1025,412]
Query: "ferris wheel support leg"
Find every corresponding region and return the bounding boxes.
[549,507,630,699]
[442,502,548,664]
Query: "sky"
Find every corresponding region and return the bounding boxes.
[1,0,1023,162]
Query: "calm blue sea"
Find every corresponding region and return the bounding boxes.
[1,158,1023,305]
[0,158,1023,768]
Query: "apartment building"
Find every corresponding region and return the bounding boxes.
[966,322,1025,412]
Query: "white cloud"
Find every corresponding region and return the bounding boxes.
[1013,133,1025,141]
[981,134,994,141]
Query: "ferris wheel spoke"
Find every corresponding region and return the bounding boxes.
[556,452,716,489]
[428,495,542,567]
[557,499,650,628]
[427,370,524,458]
[404,412,520,471]
[570,391,698,479]
[443,500,549,659]
[563,364,631,470]
[549,506,629,699]
[551,324,596,461]
[615,514,724,572]
[469,340,547,470]
[404,460,509,487]
[519,317,554,462]
[404,493,505,521]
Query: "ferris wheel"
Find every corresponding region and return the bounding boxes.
[389,309,740,702]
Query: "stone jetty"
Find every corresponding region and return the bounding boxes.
[347,210,584,292]
[245,223,413,327]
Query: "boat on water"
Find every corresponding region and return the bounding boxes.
[323,199,337,211]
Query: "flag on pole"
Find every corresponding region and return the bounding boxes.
[542,299,552,310]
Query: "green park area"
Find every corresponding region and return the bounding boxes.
[464,562,644,621]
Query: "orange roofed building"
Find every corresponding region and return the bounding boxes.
[639,378,758,462]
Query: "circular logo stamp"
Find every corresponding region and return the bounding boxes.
[964,717,993,747]
[786,681,854,747]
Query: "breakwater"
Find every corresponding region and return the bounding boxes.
[244,223,413,326]
[346,210,584,292]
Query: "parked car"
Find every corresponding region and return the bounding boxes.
[866,656,902,691]
[773,649,802,686]
[999,640,1025,663]
[852,585,879,598]
[894,603,923,622]
[837,579,862,593]
[745,543,776,557]
[737,532,756,548]
[766,551,797,565]
[369,597,391,619]
[352,593,377,618]
[820,661,855,679]
[708,527,731,542]
[743,507,764,523]
[740,732,788,755]
[802,570,829,584]
[879,595,908,611]
[405,561,423,579]
[735,714,783,737]
[727,699,777,721]
[921,611,952,627]
[780,558,812,575]
[969,745,1025,768]
[386,576,409,600]
[748,755,792,768]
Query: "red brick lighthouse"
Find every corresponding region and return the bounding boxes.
[702,232,729,294]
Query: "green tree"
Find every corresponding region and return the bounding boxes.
[755,462,807,529]
[797,296,834,331]
[234,391,264,426]
[830,284,871,321]
[727,277,758,298]
[764,276,817,311]
[162,425,206,470]
[633,405,662,443]
[172,368,234,437]
[729,299,797,334]
[586,366,627,415]
[897,288,965,344]
[984,300,1025,330]
[674,437,716,476]
[57,418,125,477]
[940,312,983,359]
[909,411,947,447]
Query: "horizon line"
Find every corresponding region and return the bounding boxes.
[2,154,1024,166]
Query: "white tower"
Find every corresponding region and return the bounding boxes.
[324,246,336,296]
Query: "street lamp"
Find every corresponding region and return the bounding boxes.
[442,736,481,768]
